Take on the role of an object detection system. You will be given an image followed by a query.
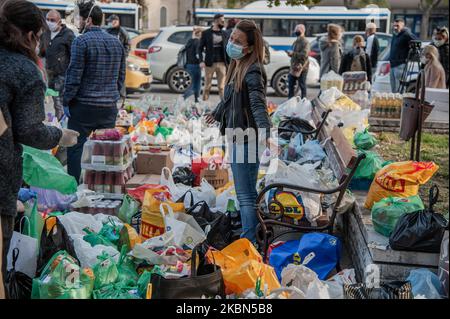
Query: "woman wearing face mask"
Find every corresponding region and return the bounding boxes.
[432,27,449,88]
[205,20,272,244]
[0,0,79,295]
[339,35,372,82]
[421,45,447,89]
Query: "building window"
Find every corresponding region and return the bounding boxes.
[160,6,167,27]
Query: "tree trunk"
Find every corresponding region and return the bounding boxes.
[421,8,432,40]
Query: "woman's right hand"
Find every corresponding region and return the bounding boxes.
[59,128,79,147]
[204,113,216,126]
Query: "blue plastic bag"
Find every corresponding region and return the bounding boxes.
[297,140,327,164]
[269,233,341,281]
[407,268,444,299]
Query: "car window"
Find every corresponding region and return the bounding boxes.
[168,31,193,45]
[137,37,154,49]
[377,35,391,53]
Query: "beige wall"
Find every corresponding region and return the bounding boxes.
[143,0,180,31]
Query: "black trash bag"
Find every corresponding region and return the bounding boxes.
[278,118,315,141]
[172,167,196,187]
[36,217,78,276]
[186,200,233,250]
[389,185,448,253]
[5,248,33,299]
[344,281,413,299]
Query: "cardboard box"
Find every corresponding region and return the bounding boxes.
[136,150,174,175]
[126,174,161,189]
[200,169,229,189]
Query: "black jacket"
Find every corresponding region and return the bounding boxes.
[41,25,75,76]
[339,48,372,82]
[106,26,130,53]
[0,46,62,217]
[185,38,201,65]
[434,42,449,86]
[366,34,380,68]
[198,27,230,67]
[389,28,416,68]
[212,63,271,138]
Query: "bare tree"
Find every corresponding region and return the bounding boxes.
[419,0,442,39]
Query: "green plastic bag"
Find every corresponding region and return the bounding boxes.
[83,227,117,248]
[137,270,152,298]
[22,145,77,195]
[23,199,45,244]
[93,282,141,299]
[98,217,122,246]
[371,196,425,237]
[93,253,119,290]
[353,150,385,180]
[31,251,94,299]
[354,128,378,150]
[118,195,140,224]
[154,126,173,138]
[45,88,59,97]
[117,246,139,286]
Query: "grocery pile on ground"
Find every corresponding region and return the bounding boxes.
[8,80,448,300]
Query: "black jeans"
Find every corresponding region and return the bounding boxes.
[1,214,14,295]
[67,102,118,183]
[288,70,308,99]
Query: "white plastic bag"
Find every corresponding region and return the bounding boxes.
[160,203,206,249]
[214,185,240,212]
[160,167,191,202]
[273,96,313,121]
[280,264,331,299]
[71,234,119,268]
[57,212,103,236]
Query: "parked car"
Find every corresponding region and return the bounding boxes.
[130,32,160,60]
[309,32,392,66]
[125,54,153,93]
[372,41,430,93]
[148,25,320,97]
[100,26,141,39]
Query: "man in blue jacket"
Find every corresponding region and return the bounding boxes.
[389,18,417,93]
[64,0,126,183]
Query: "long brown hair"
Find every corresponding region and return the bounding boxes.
[225,20,265,92]
[0,0,46,64]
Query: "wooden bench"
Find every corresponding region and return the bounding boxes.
[256,101,366,260]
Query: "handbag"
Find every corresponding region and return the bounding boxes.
[150,243,225,299]
[186,199,233,250]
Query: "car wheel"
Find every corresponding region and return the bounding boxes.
[167,67,192,94]
[272,69,299,98]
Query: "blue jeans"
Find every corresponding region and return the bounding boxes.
[390,63,405,93]
[230,143,260,243]
[183,64,201,102]
[288,70,308,99]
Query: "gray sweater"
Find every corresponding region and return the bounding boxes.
[0,46,62,217]
[319,36,343,77]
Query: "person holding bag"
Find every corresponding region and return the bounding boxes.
[0,0,79,297]
[205,20,272,244]
[287,24,310,99]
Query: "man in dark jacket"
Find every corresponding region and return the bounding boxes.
[365,22,379,77]
[433,27,449,88]
[64,2,126,183]
[389,18,417,93]
[198,14,229,101]
[41,10,75,120]
[287,24,310,99]
[106,14,130,54]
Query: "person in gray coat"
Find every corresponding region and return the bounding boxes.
[319,24,343,77]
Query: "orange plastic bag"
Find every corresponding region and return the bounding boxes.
[365,161,439,209]
[140,188,184,240]
[119,224,142,251]
[207,239,280,295]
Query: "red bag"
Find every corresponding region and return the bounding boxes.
[127,184,169,203]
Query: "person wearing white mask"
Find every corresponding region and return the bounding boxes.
[0,0,79,298]
[421,45,447,89]
[40,9,75,120]
[432,27,449,88]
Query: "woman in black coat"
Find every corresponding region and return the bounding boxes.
[339,35,372,82]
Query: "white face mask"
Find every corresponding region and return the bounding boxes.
[434,39,446,47]
[420,56,429,65]
[46,21,59,32]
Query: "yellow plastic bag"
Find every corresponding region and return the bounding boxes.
[365,161,439,209]
[119,224,142,251]
[140,189,185,240]
[207,239,280,295]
